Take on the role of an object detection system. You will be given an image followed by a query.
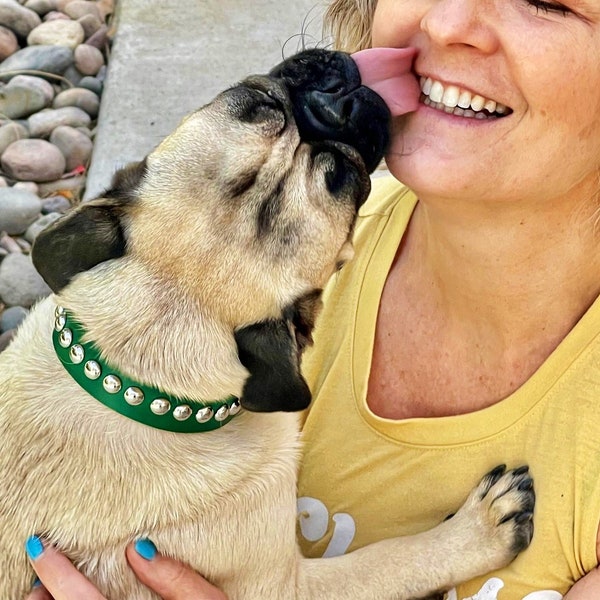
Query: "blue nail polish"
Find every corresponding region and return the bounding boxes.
[134,538,157,560]
[25,536,44,561]
[32,578,42,589]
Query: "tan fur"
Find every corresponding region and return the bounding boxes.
[0,65,532,599]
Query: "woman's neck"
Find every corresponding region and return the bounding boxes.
[402,194,600,349]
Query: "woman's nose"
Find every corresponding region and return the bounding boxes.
[420,0,498,54]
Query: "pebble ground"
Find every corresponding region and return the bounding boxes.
[0,0,114,351]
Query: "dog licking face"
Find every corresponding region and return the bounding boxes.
[0,49,535,600]
[32,49,392,413]
[35,49,389,314]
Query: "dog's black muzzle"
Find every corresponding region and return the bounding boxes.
[269,49,391,174]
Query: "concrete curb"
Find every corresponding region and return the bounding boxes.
[85,0,326,199]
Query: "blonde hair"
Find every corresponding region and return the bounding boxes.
[324,0,378,53]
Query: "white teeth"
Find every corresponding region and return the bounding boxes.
[442,85,460,108]
[483,99,497,113]
[470,95,485,112]
[429,80,444,103]
[458,90,472,109]
[422,77,432,95]
[419,75,508,117]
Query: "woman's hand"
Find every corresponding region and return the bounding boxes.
[24,536,227,600]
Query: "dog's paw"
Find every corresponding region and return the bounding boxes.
[452,464,535,570]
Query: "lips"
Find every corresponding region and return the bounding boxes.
[351,47,513,121]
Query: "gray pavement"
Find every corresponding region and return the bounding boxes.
[84,0,327,199]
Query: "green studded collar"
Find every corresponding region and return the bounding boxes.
[52,305,242,433]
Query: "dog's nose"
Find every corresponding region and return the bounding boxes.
[269,49,391,173]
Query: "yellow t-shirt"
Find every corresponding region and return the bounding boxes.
[297,176,600,600]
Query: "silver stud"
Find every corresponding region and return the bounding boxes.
[54,315,66,332]
[150,398,170,415]
[173,405,192,421]
[124,386,144,406]
[84,360,101,379]
[215,404,230,422]
[69,344,84,364]
[58,328,73,348]
[54,306,65,318]
[229,399,241,416]
[102,375,122,394]
[196,406,213,423]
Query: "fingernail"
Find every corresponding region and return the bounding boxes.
[32,578,42,589]
[134,538,157,560]
[25,535,44,561]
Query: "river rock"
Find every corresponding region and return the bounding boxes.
[12,181,39,194]
[77,74,101,95]
[24,0,58,16]
[84,22,106,49]
[0,187,42,234]
[36,173,84,195]
[0,80,47,118]
[73,42,102,75]
[52,86,98,116]
[0,231,20,253]
[0,252,51,307]
[1,138,66,182]
[41,194,70,213]
[27,18,84,49]
[75,125,91,137]
[64,0,100,20]
[0,0,41,38]
[27,105,90,137]
[0,329,15,352]
[0,121,28,154]
[0,304,28,332]
[77,12,100,38]
[49,124,92,170]
[62,64,85,86]
[8,74,54,103]
[43,10,69,21]
[55,0,76,10]
[24,210,60,242]
[0,25,17,61]
[0,44,73,80]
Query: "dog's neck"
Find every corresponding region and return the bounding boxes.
[52,305,243,433]
[54,259,250,404]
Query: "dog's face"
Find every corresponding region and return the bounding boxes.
[125,50,390,326]
[32,49,390,412]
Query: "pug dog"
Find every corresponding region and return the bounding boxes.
[0,49,534,599]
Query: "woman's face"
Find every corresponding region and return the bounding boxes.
[372,0,600,204]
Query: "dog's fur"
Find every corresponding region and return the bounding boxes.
[0,50,534,599]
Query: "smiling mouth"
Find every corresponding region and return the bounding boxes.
[419,76,513,120]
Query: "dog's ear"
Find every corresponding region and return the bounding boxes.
[31,159,147,292]
[234,290,323,412]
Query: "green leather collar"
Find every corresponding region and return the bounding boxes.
[52,305,241,433]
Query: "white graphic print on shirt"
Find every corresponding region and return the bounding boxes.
[445,579,562,599]
[297,497,563,600]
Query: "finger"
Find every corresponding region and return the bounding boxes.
[25,536,106,600]
[24,581,53,600]
[126,539,228,600]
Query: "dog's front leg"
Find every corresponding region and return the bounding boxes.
[296,465,534,600]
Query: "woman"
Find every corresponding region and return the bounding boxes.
[25,0,600,598]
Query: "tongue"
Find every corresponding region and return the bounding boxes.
[351,47,420,116]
